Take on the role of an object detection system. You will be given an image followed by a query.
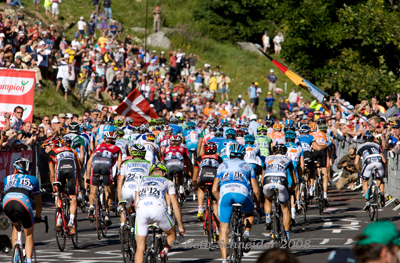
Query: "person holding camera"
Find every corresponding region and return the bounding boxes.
[336,144,361,190]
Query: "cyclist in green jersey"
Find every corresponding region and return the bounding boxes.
[254,125,273,159]
[64,122,86,164]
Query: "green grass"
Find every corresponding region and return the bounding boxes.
[18,0,315,120]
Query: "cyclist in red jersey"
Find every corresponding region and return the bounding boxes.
[160,125,174,153]
[162,135,193,200]
[86,131,122,226]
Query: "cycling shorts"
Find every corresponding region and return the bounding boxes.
[91,156,113,186]
[135,200,175,236]
[166,161,184,181]
[218,183,254,224]
[311,148,328,168]
[121,181,138,206]
[262,175,289,203]
[185,142,198,152]
[56,159,77,195]
[3,192,34,229]
[303,151,314,170]
[361,157,384,180]
[198,167,217,186]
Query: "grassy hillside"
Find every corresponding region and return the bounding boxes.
[19,0,315,120]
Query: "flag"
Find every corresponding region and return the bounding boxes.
[114,89,158,125]
[255,45,329,110]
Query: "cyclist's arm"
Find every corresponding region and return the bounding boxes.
[192,162,200,189]
[289,170,296,193]
[311,141,328,151]
[184,154,193,176]
[211,177,220,200]
[354,155,361,174]
[117,152,122,171]
[79,144,84,165]
[34,194,42,218]
[86,154,94,187]
[118,173,125,201]
[380,152,386,166]
[299,156,305,179]
[250,178,261,211]
[196,139,202,157]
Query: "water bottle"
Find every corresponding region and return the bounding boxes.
[130,227,135,238]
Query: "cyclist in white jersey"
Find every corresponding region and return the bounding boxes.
[143,133,161,165]
[135,162,186,263]
[115,129,129,159]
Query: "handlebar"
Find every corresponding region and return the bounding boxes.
[35,216,49,234]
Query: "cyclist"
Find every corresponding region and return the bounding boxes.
[64,122,85,164]
[169,116,184,135]
[115,129,129,159]
[193,142,223,224]
[176,113,187,130]
[80,122,95,153]
[354,131,386,211]
[236,128,246,145]
[268,123,285,145]
[284,130,304,221]
[262,144,296,242]
[255,125,273,160]
[243,134,263,179]
[159,125,174,153]
[212,143,261,262]
[143,133,161,165]
[135,124,150,145]
[114,118,124,128]
[134,162,186,263]
[86,131,122,226]
[265,116,274,134]
[122,117,134,138]
[309,123,330,205]
[182,121,199,160]
[208,126,226,150]
[197,119,217,156]
[218,128,238,160]
[148,118,157,132]
[117,144,151,228]
[162,135,193,201]
[46,138,83,235]
[96,116,116,146]
[2,158,42,263]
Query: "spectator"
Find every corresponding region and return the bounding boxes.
[255,82,262,111]
[203,63,211,87]
[33,0,40,11]
[217,72,230,101]
[104,0,112,20]
[236,95,246,109]
[264,92,275,114]
[380,96,399,119]
[209,72,217,94]
[99,10,108,34]
[52,0,61,20]
[8,0,24,8]
[91,73,103,101]
[288,87,298,105]
[109,20,119,40]
[188,53,198,72]
[279,97,287,118]
[153,6,161,32]
[265,69,278,97]
[92,0,101,15]
[247,82,257,110]
[336,144,361,190]
[262,31,270,53]
[56,54,70,102]
[273,32,284,54]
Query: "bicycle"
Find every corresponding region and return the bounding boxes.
[119,201,136,263]
[227,203,244,263]
[93,174,108,240]
[11,215,48,263]
[53,182,78,251]
[299,172,309,223]
[269,186,287,247]
[368,167,383,221]
[144,223,164,263]
[314,162,324,215]
[203,183,217,250]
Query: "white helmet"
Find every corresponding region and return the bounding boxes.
[250,114,257,121]
[176,112,183,118]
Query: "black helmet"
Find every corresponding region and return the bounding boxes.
[104,116,114,124]
[69,122,80,133]
[273,144,288,155]
[363,132,374,142]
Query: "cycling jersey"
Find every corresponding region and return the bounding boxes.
[162,145,189,178]
[81,131,95,144]
[310,131,328,145]
[218,138,237,159]
[155,131,165,145]
[143,141,160,165]
[243,143,263,168]
[208,136,226,151]
[96,124,117,143]
[183,129,199,151]
[3,173,40,229]
[122,125,133,137]
[202,132,215,145]
[64,133,85,149]
[285,142,304,184]
[236,136,245,145]
[267,131,285,144]
[356,142,384,179]
[169,123,184,135]
[199,128,212,139]
[90,142,121,186]
[135,134,148,146]
[195,154,223,185]
[297,134,314,152]
[159,135,172,148]
[115,138,129,159]
[255,135,272,158]
[216,159,255,224]
[135,175,175,236]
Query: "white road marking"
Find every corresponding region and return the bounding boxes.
[319,239,330,244]
[332,230,342,233]
[344,239,353,245]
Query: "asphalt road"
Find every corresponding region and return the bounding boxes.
[0,185,399,263]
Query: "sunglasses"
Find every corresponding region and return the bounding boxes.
[16,111,23,114]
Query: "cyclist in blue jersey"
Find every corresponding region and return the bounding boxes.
[80,122,95,152]
[212,144,261,262]
[220,119,230,137]
[2,158,42,263]
[208,126,226,151]
[96,116,116,146]
[243,134,263,178]
[169,116,184,135]
[218,128,238,160]
[284,130,304,221]
[183,121,199,159]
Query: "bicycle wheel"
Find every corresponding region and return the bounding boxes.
[144,248,154,263]
[11,244,23,263]
[368,186,375,221]
[301,184,307,223]
[71,209,78,249]
[373,188,379,221]
[272,213,280,247]
[95,196,102,240]
[55,209,66,252]
[317,181,324,215]
[207,202,214,250]
[121,225,133,263]
[227,237,239,263]
[101,192,108,237]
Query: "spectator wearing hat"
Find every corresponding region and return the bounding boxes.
[104,0,112,20]
[77,16,87,41]
[262,31,270,53]
[266,69,278,97]
[264,92,275,113]
[236,95,246,109]
[203,63,211,87]
[52,0,60,20]
[336,144,361,190]
[13,55,27,69]
[153,6,161,32]
[217,72,230,101]
[109,20,119,40]
[379,95,399,119]
[273,32,284,54]
[352,221,400,263]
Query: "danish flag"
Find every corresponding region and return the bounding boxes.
[115,89,158,125]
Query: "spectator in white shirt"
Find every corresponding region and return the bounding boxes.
[288,87,298,106]
[71,33,81,48]
[262,31,270,53]
[273,32,284,54]
[77,16,87,41]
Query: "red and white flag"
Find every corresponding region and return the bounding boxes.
[114,89,158,125]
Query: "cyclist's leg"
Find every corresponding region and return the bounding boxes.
[277,184,290,232]
[134,204,151,263]
[24,226,34,259]
[104,185,112,213]
[66,161,78,223]
[218,192,235,260]
[120,182,135,225]
[375,162,385,193]
[197,186,205,215]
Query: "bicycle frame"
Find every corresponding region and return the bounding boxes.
[227,204,244,263]
[203,184,217,250]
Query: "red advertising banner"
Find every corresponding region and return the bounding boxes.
[0,149,33,189]
[0,69,36,129]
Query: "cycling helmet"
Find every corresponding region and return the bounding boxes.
[140,124,149,133]
[116,128,124,136]
[69,122,80,133]
[319,124,328,132]
[229,143,246,159]
[62,137,72,147]
[250,114,257,121]
[241,119,249,128]
[284,119,294,126]
[104,131,117,140]
[170,135,181,143]
[146,133,156,141]
[237,129,245,137]
[273,123,282,131]
[164,125,173,132]
[149,119,157,126]
[41,137,58,148]
[273,144,288,155]
[156,117,164,125]
[115,119,123,127]
[309,123,318,132]
[285,130,296,140]
[225,128,236,137]
[220,119,229,127]
[317,118,326,125]
[265,115,273,121]
[265,119,273,127]
[13,157,32,174]
[241,128,249,135]
[257,125,268,135]
[363,131,374,142]
[104,116,114,124]
[130,144,146,158]
[170,116,179,123]
[124,117,133,125]
[300,125,310,134]
[150,162,168,173]
[244,134,255,143]
[204,141,217,154]
[187,121,195,129]
[214,126,224,137]
[133,126,140,133]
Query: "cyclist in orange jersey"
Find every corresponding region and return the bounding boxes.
[267,123,285,145]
